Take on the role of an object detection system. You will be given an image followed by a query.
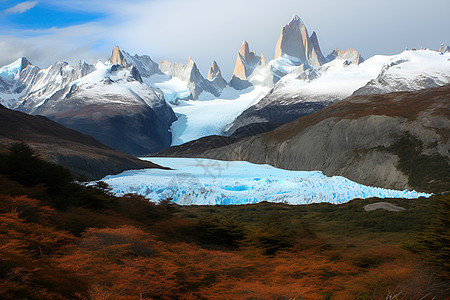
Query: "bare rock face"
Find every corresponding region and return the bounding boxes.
[274,15,327,68]
[207,60,227,90]
[230,41,264,90]
[309,31,327,64]
[260,53,267,65]
[327,48,365,65]
[110,45,128,67]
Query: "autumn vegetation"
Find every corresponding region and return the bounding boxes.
[0,143,448,299]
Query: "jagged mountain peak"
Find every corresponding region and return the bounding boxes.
[239,41,251,60]
[207,60,221,79]
[207,60,226,90]
[0,57,32,81]
[110,45,127,67]
[289,14,302,24]
[274,15,326,68]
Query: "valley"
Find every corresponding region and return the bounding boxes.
[0,7,449,299]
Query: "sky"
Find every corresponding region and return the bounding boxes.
[0,0,449,78]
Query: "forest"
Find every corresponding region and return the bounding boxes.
[0,143,448,299]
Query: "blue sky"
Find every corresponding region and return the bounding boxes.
[0,1,103,30]
[1,0,449,78]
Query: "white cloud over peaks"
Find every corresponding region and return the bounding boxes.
[4,1,39,14]
[1,0,449,78]
[0,23,108,68]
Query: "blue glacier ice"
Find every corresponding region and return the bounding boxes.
[97,157,431,205]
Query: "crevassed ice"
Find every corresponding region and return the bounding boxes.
[96,157,431,206]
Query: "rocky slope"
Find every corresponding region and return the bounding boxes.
[155,85,450,192]
[0,104,166,180]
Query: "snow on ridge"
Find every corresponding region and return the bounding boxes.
[0,58,24,81]
[97,157,430,206]
[269,49,450,99]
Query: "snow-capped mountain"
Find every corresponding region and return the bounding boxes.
[0,54,176,155]
[1,14,449,152]
[353,50,450,95]
[158,57,222,101]
[224,14,450,136]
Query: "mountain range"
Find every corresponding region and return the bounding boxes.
[157,85,450,192]
[0,14,449,159]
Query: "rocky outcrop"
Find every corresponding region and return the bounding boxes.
[229,41,264,90]
[207,60,227,90]
[326,48,364,65]
[110,45,128,67]
[274,15,327,68]
[158,85,450,192]
[0,104,167,180]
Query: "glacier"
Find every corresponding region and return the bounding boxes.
[169,86,270,145]
[97,157,430,205]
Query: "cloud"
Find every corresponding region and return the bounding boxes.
[4,1,39,14]
[1,0,449,79]
[0,23,108,68]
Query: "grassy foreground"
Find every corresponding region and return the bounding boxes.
[0,144,448,299]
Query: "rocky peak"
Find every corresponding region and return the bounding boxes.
[230,41,264,90]
[326,48,364,65]
[260,53,267,66]
[19,57,31,73]
[207,60,221,80]
[274,15,326,68]
[207,60,227,89]
[110,45,128,67]
[239,41,251,61]
[232,41,262,80]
